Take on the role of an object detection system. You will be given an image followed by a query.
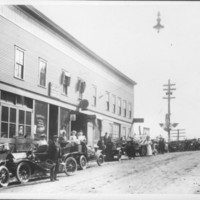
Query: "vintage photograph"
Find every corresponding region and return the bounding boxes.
[0,0,200,199]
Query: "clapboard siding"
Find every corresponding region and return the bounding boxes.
[0,13,134,123]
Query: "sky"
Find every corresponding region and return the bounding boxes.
[33,1,200,140]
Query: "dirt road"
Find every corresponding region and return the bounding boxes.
[1,151,200,196]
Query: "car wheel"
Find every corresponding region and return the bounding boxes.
[16,162,31,183]
[64,157,77,176]
[97,155,104,166]
[141,146,147,157]
[0,166,10,187]
[117,152,122,161]
[79,155,87,170]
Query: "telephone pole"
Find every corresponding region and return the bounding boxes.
[163,79,176,142]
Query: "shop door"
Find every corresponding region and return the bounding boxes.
[49,105,58,140]
[87,122,94,147]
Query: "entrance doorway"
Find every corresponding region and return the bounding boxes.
[87,122,94,147]
[71,113,87,136]
[49,104,58,140]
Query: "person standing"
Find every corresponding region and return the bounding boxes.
[70,130,78,143]
[35,133,48,153]
[103,132,108,145]
[146,136,153,156]
[48,135,62,182]
[77,130,86,143]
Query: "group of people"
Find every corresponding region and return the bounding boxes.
[34,129,87,182]
[97,132,112,152]
[140,135,166,156]
[59,128,86,144]
[33,134,61,182]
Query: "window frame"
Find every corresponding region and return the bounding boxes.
[14,46,25,80]
[38,58,47,88]
[105,92,110,111]
[118,97,121,116]
[112,94,116,113]
[123,100,127,117]
[0,103,32,138]
[61,70,71,96]
[91,85,97,107]
[128,102,132,119]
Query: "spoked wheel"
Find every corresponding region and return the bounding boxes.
[140,146,147,157]
[16,162,31,183]
[117,152,122,161]
[79,155,87,170]
[0,166,10,187]
[64,157,77,176]
[97,155,104,166]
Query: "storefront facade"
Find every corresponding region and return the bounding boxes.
[0,5,136,150]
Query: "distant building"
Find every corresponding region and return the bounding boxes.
[0,5,136,148]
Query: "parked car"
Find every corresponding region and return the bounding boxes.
[60,141,104,170]
[121,138,147,157]
[0,148,78,186]
[103,141,122,161]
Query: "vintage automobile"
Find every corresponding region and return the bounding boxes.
[121,138,147,158]
[103,140,122,161]
[0,139,78,186]
[60,141,104,170]
[0,139,104,186]
[0,143,11,187]
[1,149,78,185]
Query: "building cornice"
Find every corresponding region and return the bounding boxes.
[15,5,137,86]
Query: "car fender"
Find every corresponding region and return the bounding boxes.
[62,152,83,161]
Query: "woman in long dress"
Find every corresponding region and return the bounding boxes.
[146,136,152,156]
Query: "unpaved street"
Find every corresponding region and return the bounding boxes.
[1,151,200,195]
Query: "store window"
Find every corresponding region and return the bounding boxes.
[14,46,24,80]
[18,110,32,137]
[1,107,32,138]
[122,127,126,138]
[109,123,113,137]
[92,85,97,106]
[60,107,70,140]
[113,123,120,139]
[34,100,47,139]
[39,58,47,87]
[0,91,33,138]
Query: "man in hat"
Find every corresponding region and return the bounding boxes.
[48,135,62,181]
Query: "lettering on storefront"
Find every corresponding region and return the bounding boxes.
[49,82,60,99]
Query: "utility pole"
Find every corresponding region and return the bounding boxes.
[163,79,176,142]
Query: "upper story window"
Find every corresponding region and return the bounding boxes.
[39,58,47,87]
[61,70,71,95]
[92,85,97,106]
[128,103,132,119]
[112,95,116,113]
[118,97,121,115]
[77,78,86,99]
[105,92,110,111]
[123,100,127,117]
[14,46,24,80]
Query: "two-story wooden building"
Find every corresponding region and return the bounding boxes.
[0,5,136,149]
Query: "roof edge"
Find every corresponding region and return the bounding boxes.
[15,5,137,86]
